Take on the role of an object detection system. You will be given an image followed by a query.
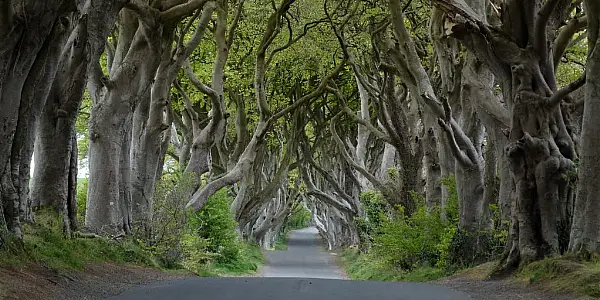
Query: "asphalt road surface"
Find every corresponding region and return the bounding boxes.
[108,227,472,300]
[259,227,346,279]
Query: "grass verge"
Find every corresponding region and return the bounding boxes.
[516,256,600,298]
[0,210,264,278]
[339,248,445,282]
[0,220,159,271]
[195,243,264,277]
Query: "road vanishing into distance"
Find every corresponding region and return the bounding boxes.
[108,227,472,300]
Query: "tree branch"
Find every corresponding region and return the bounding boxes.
[549,72,586,106]
[330,113,388,193]
[226,0,246,48]
[300,165,355,214]
[327,86,392,144]
[125,1,160,26]
[183,60,218,99]
[176,3,215,67]
[553,16,588,68]
[437,97,477,168]
[161,0,210,21]
[269,59,346,121]
[535,0,562,62]
[300,137,356,209]
[174,80,199,122]
[265,17,327,68]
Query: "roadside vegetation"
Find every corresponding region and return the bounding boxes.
[340,177,600,299]
[342,177,504,282]
[517,257,600,298]
[0,175,263,278]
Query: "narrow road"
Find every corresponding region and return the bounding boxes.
[259,227,346,279]
[108,227,472,300]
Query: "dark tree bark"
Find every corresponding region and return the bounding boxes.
[1,0,75,239]
[433,0,585,271]
[30,0,127,236]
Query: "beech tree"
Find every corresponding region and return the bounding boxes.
[433,0,587,270]
[569,0,600,254]
[85,0,214,234]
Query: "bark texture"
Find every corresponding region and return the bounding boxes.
[569,0,600,254]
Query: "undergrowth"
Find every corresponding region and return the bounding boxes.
[0,209,158,271]
[274,231,288,250]
[342,175,506,283]
[150,174,263,276]
[340,248,445,282]
[0,175,264,278]
[518,256,600,298]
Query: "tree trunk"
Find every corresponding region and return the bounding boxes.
[423,115,442,208]
[32,0,127,236]
[569,0,600,253]
[0,0,73,238]
[86,9,163,234]
[432,0,584,271]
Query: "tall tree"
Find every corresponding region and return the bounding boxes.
[1,0,80,239]
[569,0,600,254]
[85,0,210,234]
[434,0,586,270]
[31,0,127,236]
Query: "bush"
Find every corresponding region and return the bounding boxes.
[188,189,241,263]
[373,203,448,270]
[359,175,506,274]
[356,191,388,251]
[150,174,263,276]
[151,173,197,268]
[437,176,507,270]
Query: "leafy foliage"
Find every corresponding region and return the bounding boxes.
[150,174,262,275]
[285,204,311,230]
[355,191,388,251]
[349,175,507,280]
[188,189,241,263]
[76,178,88,225]
[372,199,450,270]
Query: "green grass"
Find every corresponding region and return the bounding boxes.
[0,211,159,271]
[1,203,266,279]
[194,243,265,277]
[339,248,445,282]
[1,215,264,278]
[517,256,600,298]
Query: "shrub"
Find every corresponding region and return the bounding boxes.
[188,189,241,263]
[372,204,448,270]
[151,172,196,268]
[363,175,506,273]
[148,174,263,276]
[356,191,388,250]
